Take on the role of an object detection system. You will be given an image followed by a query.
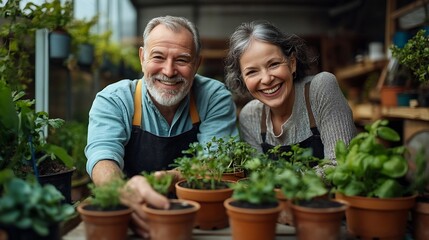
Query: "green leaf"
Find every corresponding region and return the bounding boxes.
[377,126,400,142]
[381,155,408,178]
[43,144,74,168]
[373,179,403,198]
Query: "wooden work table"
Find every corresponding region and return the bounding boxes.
[62,220,357,240]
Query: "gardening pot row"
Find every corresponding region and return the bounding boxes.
[75,180,342,240]
[76,179,428,240]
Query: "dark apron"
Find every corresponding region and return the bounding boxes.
[123,80,200,177]
[260,82,324,166]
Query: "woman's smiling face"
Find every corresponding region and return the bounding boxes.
[239,40,296,110]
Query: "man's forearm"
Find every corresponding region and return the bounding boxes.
[91,160,123,186]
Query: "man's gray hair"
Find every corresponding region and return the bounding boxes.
[143,16,201,56]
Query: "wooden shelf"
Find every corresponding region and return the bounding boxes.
[335,60,387,82]
[382,107,429,121]
[391,0,427,19]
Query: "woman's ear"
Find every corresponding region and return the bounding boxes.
[290,54,297,74]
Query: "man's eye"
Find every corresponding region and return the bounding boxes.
[176,59,190,65]
[152,56,164,61]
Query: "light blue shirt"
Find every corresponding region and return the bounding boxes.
[85,74,239,176]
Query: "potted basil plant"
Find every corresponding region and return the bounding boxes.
[326,119,417,239]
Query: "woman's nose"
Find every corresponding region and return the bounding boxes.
[260,69,273,85]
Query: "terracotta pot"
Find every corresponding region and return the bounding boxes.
[274,188,294,226]
[412,200,429,240]
[142,199,200,240]
[71,174,91,202]
[380,86,407,107]
[77,202,133,240]
[222,170,245,182]
[336,193,416,240]
[175,180,233,230]
[224,198,281,240]
[291,199,348,240]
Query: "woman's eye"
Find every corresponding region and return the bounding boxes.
[269,62,280,68]
[245,70,257,77]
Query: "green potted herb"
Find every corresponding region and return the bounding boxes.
[67,16,99,67]
[173,141,234,230]
[25,0,74,61]
[207,136,256,181]
[224,156,281,240]
[0,170,75,240]
[275,163,347,240]
[77,177,132,240]
[47,120,90,202]
[391,29,429,106]
[142,172,200,240]
[0,82,75,202]
[391,29,429,85]
[326,119,416,239]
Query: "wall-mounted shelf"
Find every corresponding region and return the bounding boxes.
[382,107,429,121]
[335,60,387,82]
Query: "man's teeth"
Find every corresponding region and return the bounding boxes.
[262,85,280,94]
[160,80,178,85]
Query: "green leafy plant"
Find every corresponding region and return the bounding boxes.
[143,171,173,196]
[48,121,88,178]
[208,136,257,173]
[87,178,126,210]
[407,148,429,196]
[391,29,429,85]
[271,145,329,203]
[326,119,410,198]
[25,0,73,31]
[267,144,328,174]
[0,82,73,178]
[172,141,230,190]
[230,156,277,205]
[0,173,75,236]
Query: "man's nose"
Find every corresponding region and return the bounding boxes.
[162,59,177,77]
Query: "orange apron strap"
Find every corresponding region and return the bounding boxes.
[190,94,200,124]
[132,80,143,126]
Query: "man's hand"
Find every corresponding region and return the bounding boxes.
[120,175,170,238]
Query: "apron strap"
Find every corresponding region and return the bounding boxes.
[190,94,200,124]
[132,80,143,126]
[132,79,200,126]
[304,82,316,128]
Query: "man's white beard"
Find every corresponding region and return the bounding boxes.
[146,73,191,107]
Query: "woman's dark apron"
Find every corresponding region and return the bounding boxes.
[260,82,324,165]
[123,80,200,177]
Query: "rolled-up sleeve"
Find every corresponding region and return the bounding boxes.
[85,80,136,177]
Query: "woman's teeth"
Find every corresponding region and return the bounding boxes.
[262,85,280,94]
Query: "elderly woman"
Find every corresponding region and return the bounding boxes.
[225,20,357,164]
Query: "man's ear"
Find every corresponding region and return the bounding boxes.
[139,47,145,72]
[195,56,202,72]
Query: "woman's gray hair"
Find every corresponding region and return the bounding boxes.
[143,16,201,57]
[225,20,315,96]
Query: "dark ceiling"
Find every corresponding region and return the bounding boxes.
[129,0,348,8]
